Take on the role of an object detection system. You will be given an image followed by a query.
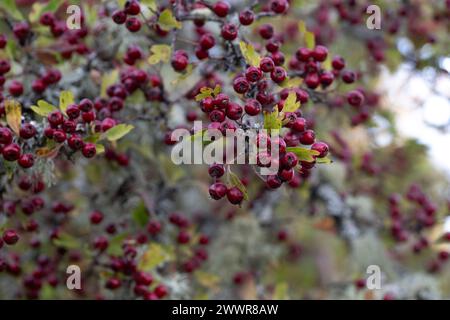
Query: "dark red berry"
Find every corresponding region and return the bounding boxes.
[347,90,365,107]
[3,144,21,161]
[199,33,215,50]
[227,187,244,205]
[0,128,13,144]
[233,77,250,94]
[311,142,329,158]
[270,0,289,14]
[312,45,328,62]
[126,17,141,32]
[244,99,262,116]
[259,24,274,39]
[18,154,34,168]
[112,10,127,24]
[226,102,243,120]
[299,130,315,145]
[221,23,238,41]
[266,175,283,188]
[260,57,275,73]
[208,164,225,178]
[209,182,227,200]
[239,9,255,25]
[245,66,262,82]
[48,111,64,127]
[125,0,141,15]
[332,56,345,70]
[2,229,19,245]
[270,66,287,83]
[212,1,230,17]
[82,143,97,158]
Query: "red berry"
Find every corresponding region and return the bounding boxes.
[332,56,345,70]
[278,168,294,181]
[32,79,46,93]
[171,52,189,72]
[213,1,230,17]
[66,104,80,119]
[0,35,6,49]
[0,128,13,145]
[270,0,289,14]
[8,80,24,96]
[112,10,127,24]
[342,70,356,83]
[260,57,275,73]
[53,130,66,143]
[106,278,121,290]
[227,187,244,205]
[2,229,19,245]
[245,66,263,82]
[209,182,227,200]
[82,143,97,158]
[221,23,238,41]
[154,284,168,298]
[195,47,209,60]
[90,210,104,224]
[305,72,320,89]
[47,111,64,127]
[0,59,11,75]
[270,66,287,83]
[320,71,334,87]
[20,123,37,139]
[296,47,312,62]
[259,24,274,39]
[266,175,283,189]
[3,143,21,161]
[79,98,93,112]
[226,102,243,120]
[177,230,191,244]
[13,22,30,41]
[347,90,365,107]
[311,142,329,158]
[124,0,141,15]
[233,77,250,94]
[18,154,34,168]
[208,164,225,178]
[68,135,84,150]
[199,33,215,50]
[299,130,315,145]
[281,152,298,169]
[209,109,226,122]
[239,9,255,25]
[244,99,262,116]
[312,45,328,62]
[126,17,141,32]
[40,12,55,26]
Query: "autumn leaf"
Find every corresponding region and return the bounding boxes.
[157,9,181,31]
[5,99,21,135]
[239,41,261,67]
[281,91,300,113]
[148,44,172,65]
[59,91,74,115]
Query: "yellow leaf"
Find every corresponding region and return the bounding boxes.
[32,100,57,117]
[59,91,74,115]
[138,243,173,271]
[305,31,315,49]
[263,107,282,131]
[228,170,249,201]
[279,77,303,89]
[282,91,300,113]
[100,70,119,98]
[298,21,307,34]
[195,86,214,102]
[239,41,260,67]
[5,99,21,135]
[273,282,289,300]
[148,44,172,65]
[95,144,105,154]
[158,9,181,31]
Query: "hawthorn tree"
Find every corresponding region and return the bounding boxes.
[0,0,449,300]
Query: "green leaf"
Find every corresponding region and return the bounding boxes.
[316,156,333,164]
[282,91,300,113]
[106,233,128,256]
[279,77,303,89]
[31,100,57,117]
[148,44,172,65]
[138,243,173,271]
[195,86,214,102]
[59,91,74,115]
[228,170,249,201]
[103,124,134,141]
[0,0,24,21]
[141,0,157,11]
[286,147,320,162]
[95,144,105,154]
[213,84,221,96]
[273,282,289,300]
[305,31,315,49]
[132,201,149,227]
[239,41,261,67]
[157,9,181,31]
[53,233,81,249]
[263,108,282,131]
[100,70,119,98]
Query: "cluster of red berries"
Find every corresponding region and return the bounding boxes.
[112,0,142,33]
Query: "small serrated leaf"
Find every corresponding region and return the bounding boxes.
[282,91,300,113]
[263,108,282,131]
[286,147,319,162]
[228,170,249,201]
[239,41,261,67]
[195,87,214,102]
[158,9,182,31]
[100,70,119,98]
[95,144,105,154]
[59,91,74,115]
[103,124,134,141]
[138,243,173,271]
[148,44,172,65]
